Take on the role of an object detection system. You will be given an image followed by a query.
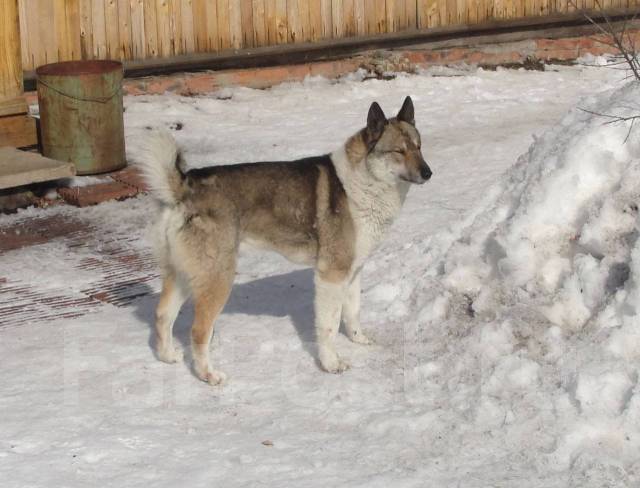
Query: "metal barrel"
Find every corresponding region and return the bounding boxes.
[36,60,125,175]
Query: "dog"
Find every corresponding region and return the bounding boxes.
[136,96,432,385]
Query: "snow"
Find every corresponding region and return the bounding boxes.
[1,63,639,487]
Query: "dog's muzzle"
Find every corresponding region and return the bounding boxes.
[408,162,432,184]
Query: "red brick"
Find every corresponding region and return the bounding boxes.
[109,165,149,192]
[58,181,139,207]
[181,73,220,95]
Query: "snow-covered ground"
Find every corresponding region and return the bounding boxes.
[1,63,638,487]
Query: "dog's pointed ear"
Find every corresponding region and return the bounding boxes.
[397,96,415,125]
[366,101,387,146]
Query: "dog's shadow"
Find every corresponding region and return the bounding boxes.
[134,268,318,364]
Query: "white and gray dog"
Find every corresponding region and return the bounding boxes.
[137,96,432,385]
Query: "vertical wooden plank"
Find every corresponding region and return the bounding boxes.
[36,0,55,64]
[298,0,311,41]
[479,0,487,21]
[216,0,231,49]
[144,0,159,56]
[320,0,333,38]
[53,0,67,61]
[417,0,427,27]
[130,0,146,59]
[191,0,207,51]
[204,0,219,51]
[275,0,287,43]
[252,0,267,46]
[241,0,255,47]
[265,0,277,44]
[469,0,478,23]
[18,0,32,70]
[229,0,242,48]
[180,0,195,53]
[79,0,93,59]
[168,0,182,55]
[104,0,120,59]
[446,0,456,24]
[343,0,356,36]
[332,0,344,37]
[156,0,171,57]
[287,0,301,42]
[374,0,387,33]
[309,0,323,40]
[456,0,466,23]
[439,0,449,24]
[117,0,132,59]
[386,0,396,33]
[395,0,407,30]
[90,0,106,58]
[354,0,366,34]
[69,0,83,59]
[0,0,23,100]
[406,0,418,29]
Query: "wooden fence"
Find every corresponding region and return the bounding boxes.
[17,0,640,71]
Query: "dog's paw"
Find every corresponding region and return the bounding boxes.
[320,354,351,374]
[347,330,374,345]
[195,367,227,386]
[157,346,183,364]
[328,358,351,374]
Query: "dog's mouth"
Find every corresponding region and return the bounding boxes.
[400,175,429,185]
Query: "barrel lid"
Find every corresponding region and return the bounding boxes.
[37,60,122,77]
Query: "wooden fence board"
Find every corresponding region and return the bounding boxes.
[354,0,367,34]
[13,0,640,71]
[180,0,195,53]
[343,0,356,36]
[240,0,255,47]
[264,0,276,44]
[216,0,231,49]
[130,0,146,59]
[1,0,23,102]
[205,0,219,50]
[252,0,267,45]
[117,0,133,58]
[332,0,345,37]
[275,0,287,44]
[320,0,333,37]
[229,0,243,48]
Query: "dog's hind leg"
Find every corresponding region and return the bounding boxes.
[190,269,235,386]
[315,273,350,373]
[341,272,373,345]
[155,270,188,363]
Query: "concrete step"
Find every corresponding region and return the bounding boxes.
[0,146,75,190]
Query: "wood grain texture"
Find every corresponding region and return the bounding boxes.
[0,114,37,148]
[1,0,22,101]
[11,0,640,70]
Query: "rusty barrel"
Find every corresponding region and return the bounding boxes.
[36,60,125,175]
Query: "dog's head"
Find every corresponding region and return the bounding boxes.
[353,96,432,185]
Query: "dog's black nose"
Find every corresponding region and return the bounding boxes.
[420,165,432,181]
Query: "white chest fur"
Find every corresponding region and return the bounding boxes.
[331,148,409,268]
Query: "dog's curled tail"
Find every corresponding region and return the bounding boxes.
[134,130,185,206]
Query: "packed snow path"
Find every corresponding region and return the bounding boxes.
[0,64,633,487]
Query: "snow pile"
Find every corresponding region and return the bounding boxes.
[398,82,640,483]
[432,82,640,333]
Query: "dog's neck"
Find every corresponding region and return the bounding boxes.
[331,145,410,213]
[330,145,409,261]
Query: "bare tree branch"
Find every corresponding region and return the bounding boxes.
[569,0,640,80]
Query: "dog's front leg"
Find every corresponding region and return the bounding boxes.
[315,274,350,373]
[342,272,373,345]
